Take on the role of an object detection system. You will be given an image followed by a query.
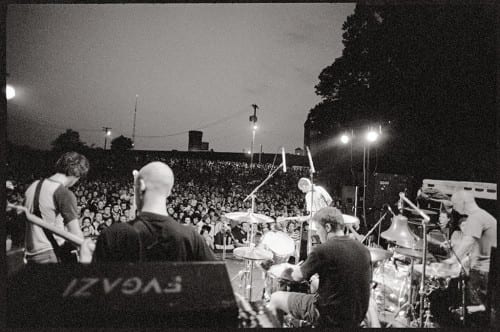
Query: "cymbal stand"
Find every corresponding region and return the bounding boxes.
[399,193,431,328]
[241,162,285,301]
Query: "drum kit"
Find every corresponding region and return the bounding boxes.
[370,206,465,328]
[224,188,465,328]
[224,210,360,303]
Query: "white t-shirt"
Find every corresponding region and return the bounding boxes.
[305,185,332,215]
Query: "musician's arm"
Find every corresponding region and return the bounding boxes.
[321,187,333,206]
[346,224,363,241]
[442,235,475,265]
[66,219,84,241]
[56,188,84,240]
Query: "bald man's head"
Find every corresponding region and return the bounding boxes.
[451,190,475,215]
[138,162,175,197]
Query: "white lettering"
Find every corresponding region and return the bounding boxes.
[121,277,142,295]
[73,278,99,297]
[142,278,162,294]
[164,276,182,293]
[62,278,78,297]
[103,278,122,294]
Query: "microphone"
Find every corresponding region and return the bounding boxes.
[382,204,396,217]
[281,147,287,173]
[397,192,404,213]
[306,146,315,174]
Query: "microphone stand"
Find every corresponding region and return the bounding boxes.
[361,211,388,244]
[305,146,316,256]
[399,193,430,328]
[242,162,285,301]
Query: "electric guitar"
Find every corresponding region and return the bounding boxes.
[8,203,85,262]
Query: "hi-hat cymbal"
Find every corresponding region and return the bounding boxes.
[224,211,274,224]
[368,247,392,263]
[233,247,273,261]
[404,207,438,215]
[394,247,433,260]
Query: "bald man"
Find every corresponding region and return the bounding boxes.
[86,161,216,262]
[443,190,496,309]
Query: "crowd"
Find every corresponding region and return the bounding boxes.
[7,151,322,253]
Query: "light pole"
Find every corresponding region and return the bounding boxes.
[340,126,380,227]
[102,127,112,150]
[132,94,138,149]
[363,127,379,226]
[249,104,258,166]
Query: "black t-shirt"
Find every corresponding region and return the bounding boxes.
[300,236,371,327]
[231,226,247,244]
[93,212,217,262]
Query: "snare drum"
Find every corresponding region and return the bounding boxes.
[263,264,309,302]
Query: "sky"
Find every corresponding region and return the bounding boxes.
[6,3,355,153]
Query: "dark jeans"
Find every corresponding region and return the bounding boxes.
[468,269,488,306]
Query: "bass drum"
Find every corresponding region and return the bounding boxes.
[372,260,411,314]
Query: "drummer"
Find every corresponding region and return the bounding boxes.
[442,190,497,313]
[267,207,371,327]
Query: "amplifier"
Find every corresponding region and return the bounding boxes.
[7,261,238,328]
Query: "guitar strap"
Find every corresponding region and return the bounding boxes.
[33,179,64,263]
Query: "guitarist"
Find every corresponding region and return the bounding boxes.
[23,152,89,264]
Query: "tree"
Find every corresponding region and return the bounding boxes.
[309,5,496,181]
[111,135,133,151]
[51,129,87,153]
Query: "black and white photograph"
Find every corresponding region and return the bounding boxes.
[4,1,497,329]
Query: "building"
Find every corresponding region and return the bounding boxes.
[188,131,203,151]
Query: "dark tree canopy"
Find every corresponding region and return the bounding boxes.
[111,135,133,151]
[309,5,496,182]
[51,129,87,153]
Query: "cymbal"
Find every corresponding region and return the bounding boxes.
[394,247,433,260]
[404,207,438,215]
[368,247,392,263]
[342,214,359,225]
[233,247,273,261]
[224,211,274,224]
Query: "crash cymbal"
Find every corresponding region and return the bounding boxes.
[224,211,274,224]
[404,207,438,215]
[233,247,274,261]
[342,214,359,225]
[368,247,392,263]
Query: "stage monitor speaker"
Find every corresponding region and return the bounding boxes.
[7,261,238,328]
[366,173,414,209]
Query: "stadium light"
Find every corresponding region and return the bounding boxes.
[365,130,378,143]
[6,85,15,100]
[340,134,350,144]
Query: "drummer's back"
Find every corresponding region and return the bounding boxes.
[309,235,371,325]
